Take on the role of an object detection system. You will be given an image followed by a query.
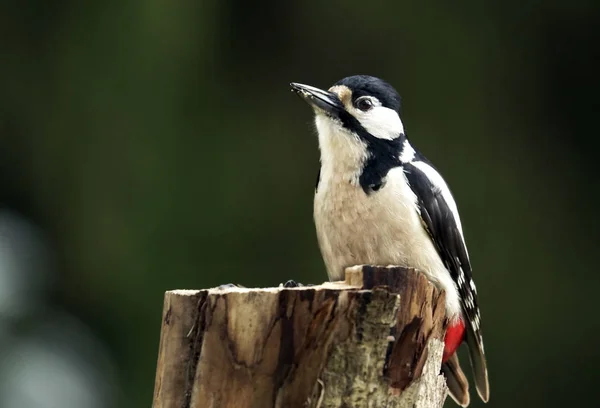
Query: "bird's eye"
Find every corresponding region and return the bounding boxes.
[356,97,374,111]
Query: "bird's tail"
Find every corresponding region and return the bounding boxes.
[465,327,490,402]
[442,353,470,407]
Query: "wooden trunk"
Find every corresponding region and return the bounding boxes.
[152,265,448,408]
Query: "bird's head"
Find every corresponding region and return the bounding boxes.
[291,75,406,179]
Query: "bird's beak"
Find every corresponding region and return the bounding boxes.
[290,82,343,117]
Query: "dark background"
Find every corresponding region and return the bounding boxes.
[1,1,599,407]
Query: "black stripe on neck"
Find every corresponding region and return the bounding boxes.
[336,110,405,194]
[359,134,404,194]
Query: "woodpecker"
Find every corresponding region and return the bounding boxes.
[290,75,489,406]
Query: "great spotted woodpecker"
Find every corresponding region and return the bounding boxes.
[291,75,489,406]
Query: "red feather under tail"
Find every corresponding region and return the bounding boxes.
[443,319,465,363]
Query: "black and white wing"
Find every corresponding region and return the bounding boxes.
[403,155,489,402]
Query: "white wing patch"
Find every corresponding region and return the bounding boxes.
[410,160,469,258]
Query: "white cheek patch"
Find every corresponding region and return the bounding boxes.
[356,106,404,140]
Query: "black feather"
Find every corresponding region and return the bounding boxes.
[404,155,489,401]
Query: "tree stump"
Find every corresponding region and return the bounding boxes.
[152,265,448,408]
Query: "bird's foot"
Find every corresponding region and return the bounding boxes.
[281,280,314,288]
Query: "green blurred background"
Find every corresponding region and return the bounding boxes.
[1,0,599,407]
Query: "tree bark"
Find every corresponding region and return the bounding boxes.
[152,265,448,408]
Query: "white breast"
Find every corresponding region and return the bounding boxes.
[314,166,462,320]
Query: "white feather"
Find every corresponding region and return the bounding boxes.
[314,114,368,186]
[470,279,477,293]
[399,139,416,163]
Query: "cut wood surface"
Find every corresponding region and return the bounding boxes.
[152,265,448,408]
